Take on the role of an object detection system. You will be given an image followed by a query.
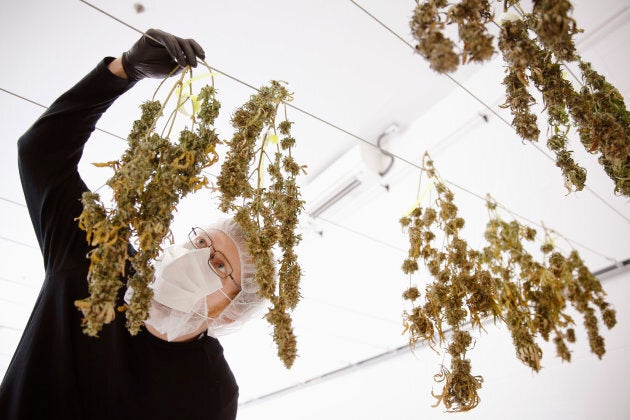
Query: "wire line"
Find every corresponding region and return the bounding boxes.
[0,297,24,306]
[0,324,23,333]
[0,276,34,288]
[308,212,407,253]
[0,235,38,249]
[0,197,26,208]
[78,0,146,35]
[1,0,620,264]
[0,87,128,142]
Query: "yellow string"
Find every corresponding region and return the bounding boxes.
[403,178,435,216]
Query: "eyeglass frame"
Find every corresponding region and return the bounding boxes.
[188,226,242,292]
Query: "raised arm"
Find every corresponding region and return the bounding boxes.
[107,57,129,79]
[17,29,205,275]
[17,56,137,273]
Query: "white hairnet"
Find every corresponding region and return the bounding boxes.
[203,218,267,336]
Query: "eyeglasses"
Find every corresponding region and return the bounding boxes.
[188,227,241,291]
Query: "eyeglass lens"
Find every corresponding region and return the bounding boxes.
[189,227,233,279]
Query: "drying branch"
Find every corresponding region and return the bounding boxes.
[400,153,617,411]
[76,65,222,336]
[408,1,630,196]
[216,81,305,368]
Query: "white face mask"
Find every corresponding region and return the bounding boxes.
[151,244,223,313]
[124,243,232,341]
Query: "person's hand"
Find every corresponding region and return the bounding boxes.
[121,28,205,81]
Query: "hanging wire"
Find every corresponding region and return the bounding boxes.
[0,235,38,249]
[0,196,26,208]
[0,1,622,264]
[307,212,407,253]
[488,7,585,88]
[0,87,127,142]
[0,86,618,263]
[0,276,34,288]
[74,0,630,236]
[0,324,23,332]
[0,79,617,263]
[0,297,24,306]
[346,0,630,225]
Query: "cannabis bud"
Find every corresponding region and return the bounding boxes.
[216,81,305,368]
[410,1,630,196]
[400,154,616,411]
[76,65,221,336]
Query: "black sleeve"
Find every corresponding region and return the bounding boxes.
[216,390,238,420]
[17,56,138,274]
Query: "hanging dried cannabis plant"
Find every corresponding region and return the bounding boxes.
[216,81,305,369]
[410,0,495,73]
[401,153,494,412]
[76,64,221,336]
[530,0,579,61]
[498,7,630,194]
[408,1,630,196]
[498,18,587,191]
[400,153,617,411]
[483,197,616,363]
[570,61,630,196]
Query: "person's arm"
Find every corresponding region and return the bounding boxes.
[107,57,129,79]
[17,29,205,276]
[17,57,138,273]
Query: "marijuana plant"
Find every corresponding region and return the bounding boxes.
[409,0,630,196]
[400,154,616,411]
[76,64,221,335]
[216,81,305,368]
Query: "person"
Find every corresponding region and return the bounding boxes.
[0,29,265,419]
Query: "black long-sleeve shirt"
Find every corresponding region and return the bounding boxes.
[0,57,238,419]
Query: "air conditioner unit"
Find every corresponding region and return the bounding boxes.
[303,124,400,220]
[303,145,367,219]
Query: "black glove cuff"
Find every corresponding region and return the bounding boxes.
[121,51,143,82]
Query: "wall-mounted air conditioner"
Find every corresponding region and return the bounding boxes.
[303,124,400,220]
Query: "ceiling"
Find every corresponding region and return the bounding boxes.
[1,0,629,418]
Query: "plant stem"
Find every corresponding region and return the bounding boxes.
[144,68,188,142]
[152,65,183,101]
[163,79,188,139]
[187,67,197,132]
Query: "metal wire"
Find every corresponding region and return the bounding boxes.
[1,1,621,264]
[308,212,407,253]
[0,276,34,288]
[0,196,26,208]
[0,324,23,333]
[76,0,630,236]
[0,235,38,249]
[0,88,617,262]
[0,86,128,142]
[0,297,24,306]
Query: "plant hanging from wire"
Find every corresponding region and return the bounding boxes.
[75,63,222,336]
[409,0,630,196]
[400,153,617,412]
[216,81,306,369]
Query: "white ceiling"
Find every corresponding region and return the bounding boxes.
[1,0,629,418]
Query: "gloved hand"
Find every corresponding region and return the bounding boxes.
[121,28,206,81]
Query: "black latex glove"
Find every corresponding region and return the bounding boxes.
[121,28,206,81]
